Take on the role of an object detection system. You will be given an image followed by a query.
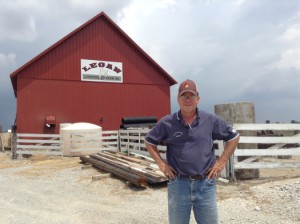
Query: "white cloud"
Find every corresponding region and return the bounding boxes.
[118,0,193,40]
[270,48,300,69]
[0,53,16,68]
[280,26,300,42]
[0,4,38,42]
[157,0,176,8]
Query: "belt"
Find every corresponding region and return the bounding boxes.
[180,174,206,181]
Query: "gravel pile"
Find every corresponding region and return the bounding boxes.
[218,179,300,224]
[0,153,299,224]
[247,180,300,223]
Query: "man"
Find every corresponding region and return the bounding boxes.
[144,79,240,224]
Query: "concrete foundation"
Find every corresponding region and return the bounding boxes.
[215,102,260,180]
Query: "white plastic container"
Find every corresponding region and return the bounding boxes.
[60,122,102,156]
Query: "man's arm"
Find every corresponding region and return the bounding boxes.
[207,135,240,179]
[145,142,176,179]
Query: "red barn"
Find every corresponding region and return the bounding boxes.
[10,12,176,134]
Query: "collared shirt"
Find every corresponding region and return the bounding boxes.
[144,109,239,176]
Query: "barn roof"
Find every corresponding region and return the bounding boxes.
[10,11,177,96]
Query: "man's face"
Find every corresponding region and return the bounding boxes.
[177,92,200,113]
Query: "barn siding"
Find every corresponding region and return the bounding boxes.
[17,78,170,133]
[13,12,176,134]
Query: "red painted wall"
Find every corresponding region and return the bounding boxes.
[17,78,170,133]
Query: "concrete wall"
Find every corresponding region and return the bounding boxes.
[214,102,255,124]
[215,102,259,179]
[0,133,12,151]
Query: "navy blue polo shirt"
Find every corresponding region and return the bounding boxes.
[144,109,239,176]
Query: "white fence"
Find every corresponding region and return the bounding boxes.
[119,125,300,178]
[15,133,62,156]
[119,129,165,158]
[230,123,300,178]
[13,123,300,179]
[14,131,119,158]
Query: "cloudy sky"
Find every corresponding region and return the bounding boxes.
[1,0,300,131]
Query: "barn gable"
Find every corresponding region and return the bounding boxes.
[10,12,176,96]
[9,11,177,133]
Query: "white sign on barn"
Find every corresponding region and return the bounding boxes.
[81,59,123,83]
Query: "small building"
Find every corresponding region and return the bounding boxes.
[10,12,176,134]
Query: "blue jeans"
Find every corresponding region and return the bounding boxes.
[168,176,218,224]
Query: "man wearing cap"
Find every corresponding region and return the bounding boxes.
[145,79,240,224]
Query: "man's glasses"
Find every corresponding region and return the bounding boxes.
[180,95,197,101]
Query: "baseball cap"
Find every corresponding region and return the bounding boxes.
[178,79,198,96]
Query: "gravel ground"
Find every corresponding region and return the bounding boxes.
[0,152,299,224]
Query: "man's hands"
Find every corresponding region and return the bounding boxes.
[145,142,176,179]
[208,136,240,179]
[158,160,177,179]
[207,159,226,179]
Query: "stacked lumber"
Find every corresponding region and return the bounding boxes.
[80,150,167,187]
